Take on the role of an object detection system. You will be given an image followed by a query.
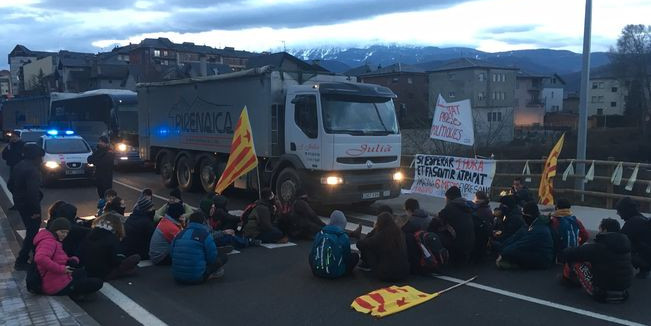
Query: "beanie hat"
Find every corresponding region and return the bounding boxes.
[445,186,462,200]
[133,193,154,213]
[23,143,44,160]
[329,210,347,230]
[170,189,182,202]
[48,218,71,233]
[167,202,185,220]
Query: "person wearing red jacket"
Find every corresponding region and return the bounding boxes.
[33,218,103,298]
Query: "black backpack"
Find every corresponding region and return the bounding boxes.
[414,231,449,273]
[26,263,43,294]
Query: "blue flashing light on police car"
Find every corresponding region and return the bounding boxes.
[46,129,75,136]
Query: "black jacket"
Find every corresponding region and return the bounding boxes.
[434,198,475,263]
[87,147,114,188]
[562,232,634,291]
[2,140,24,167]
[494,205,525,242]
[63,223,91,257]
[357,227,410,281]
[620,214,651,261]
[514,187,532,207]
[120,211,156,259]
[80,228,123,280]
[8,159,42,215]
[242,199,275,238]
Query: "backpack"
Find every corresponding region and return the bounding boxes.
[309,229,346,278]
[26,263,43,294]
[557,215,581,250]
[414,231,449,273]
[237,203,257,232]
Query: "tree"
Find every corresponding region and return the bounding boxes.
[26,69,49,96]
[610,24,651,136]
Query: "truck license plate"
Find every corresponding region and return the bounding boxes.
[65,169,84,175]
[362,192,380,199]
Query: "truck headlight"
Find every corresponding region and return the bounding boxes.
[393,171,404,182]
[321,176,343,185]
[45,161,60,169]
[117,143,128,152]
[87,163,95,167]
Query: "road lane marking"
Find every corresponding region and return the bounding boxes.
[113,180,185,206]
[260,242,296,249]
[434,275,646,326]
[100,283,168,326]
[0,175,14,205]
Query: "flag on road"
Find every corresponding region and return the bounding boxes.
[214,107,258,194]
[538,133,565,205]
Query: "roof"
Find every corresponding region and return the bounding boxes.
[428,57,519,72]
[359,63,425,77]
[58,51,95,67]
[9,45,57,59]
[137,38,256,58]
[92,64,130,79]
[246,52,329,72]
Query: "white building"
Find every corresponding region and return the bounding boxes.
[587,76,627,117]
[542,74,565,112]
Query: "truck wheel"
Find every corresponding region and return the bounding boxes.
[160,154,178,188]
[176,156,195,192]
[276,168,300,203]
[198,157,218,193]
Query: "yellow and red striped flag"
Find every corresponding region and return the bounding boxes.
[214,107,258,194]
[538,133,565,205]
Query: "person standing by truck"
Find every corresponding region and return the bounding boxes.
[87,136,115,199]
[2,131,24,173]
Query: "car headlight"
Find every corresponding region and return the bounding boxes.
[44,161,60,169]
[117,143,128,152]
[393,171,404,182]
[321,176,343,185]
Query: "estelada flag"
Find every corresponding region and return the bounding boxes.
[538,133,565,205]
[214,107,258,194]
[351,285,438,318]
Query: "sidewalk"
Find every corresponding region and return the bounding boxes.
[0,208,100,326]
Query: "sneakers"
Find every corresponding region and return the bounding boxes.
[218,245,234,254]
[14,261,31,271]
[357,261,372,272]
[350,224,363,239]
[207,267,225,280]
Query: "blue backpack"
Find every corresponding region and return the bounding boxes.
[309,228,346,278]
[557,215,580,250]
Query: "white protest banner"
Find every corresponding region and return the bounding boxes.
[430,94,475,146]
[409,154,496,201]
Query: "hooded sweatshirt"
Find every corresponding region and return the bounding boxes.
[33,230,77,294]
[436,198,475,263]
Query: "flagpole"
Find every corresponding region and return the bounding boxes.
[256,165,262,200]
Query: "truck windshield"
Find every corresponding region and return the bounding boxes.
[45,139,90,154]
[321,95,398,135]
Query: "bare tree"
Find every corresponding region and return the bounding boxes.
[472,108,514,150]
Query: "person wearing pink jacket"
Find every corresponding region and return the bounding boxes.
[33,218,103,299]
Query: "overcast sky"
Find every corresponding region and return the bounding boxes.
[2,0,650,69]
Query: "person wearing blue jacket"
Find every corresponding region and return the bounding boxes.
[171,212,227,284]
[309,210,359,278]
[496,202,554,270]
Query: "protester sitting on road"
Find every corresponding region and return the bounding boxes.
[492,194,525,248]
[154,189,193,223]
[550,198,590,252]
[511,177,532,207]
[404,198,432,231]
[392,213,423,274]
[471,191,494,263]
[149,202,186,265]
[33,218,103,299]
[48,201,90,257]
[200,193,240,231]
[96,189,117,217]
[356,212,410,281]
[282,188,327,240]
[242,188,288,244]
[309,210,359,278]
[80,213,141,280]
[104,196,127,219]
[9,143,45,271]
[560,218,634,303]
[171,212,227,284]
[496,202,554,270]
[120,189,156,260]
[429,186,475,264]
[616,197,651,279]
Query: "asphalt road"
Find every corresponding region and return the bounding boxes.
[1,158,650,326]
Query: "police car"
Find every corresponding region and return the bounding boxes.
[38,130,95,184]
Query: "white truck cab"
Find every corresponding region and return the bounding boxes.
[38,129,95,184]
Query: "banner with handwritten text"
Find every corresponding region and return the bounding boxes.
[409,154,496,200]
[430,94,474,146]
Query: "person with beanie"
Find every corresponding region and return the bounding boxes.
[87,136,115,199]
[560,218,634,303]
[616,197,651,279]
[309,210,359,278]
[34,218,103,298]
[242,188,287,244]
[149,202,185,265]
[199,193,261,249]
[492,194,526,248]
[496,202,555,270]
[121,189,156,259]
[80,213,141,280]
[154,188,193,223]
[171,212,228,284]
[48,202,90,257]
[357,212,410,281]
[9,143,45,271]
[428,186,475,264]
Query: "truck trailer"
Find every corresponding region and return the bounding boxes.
[1,95,50,140]
[137,66,403,205]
